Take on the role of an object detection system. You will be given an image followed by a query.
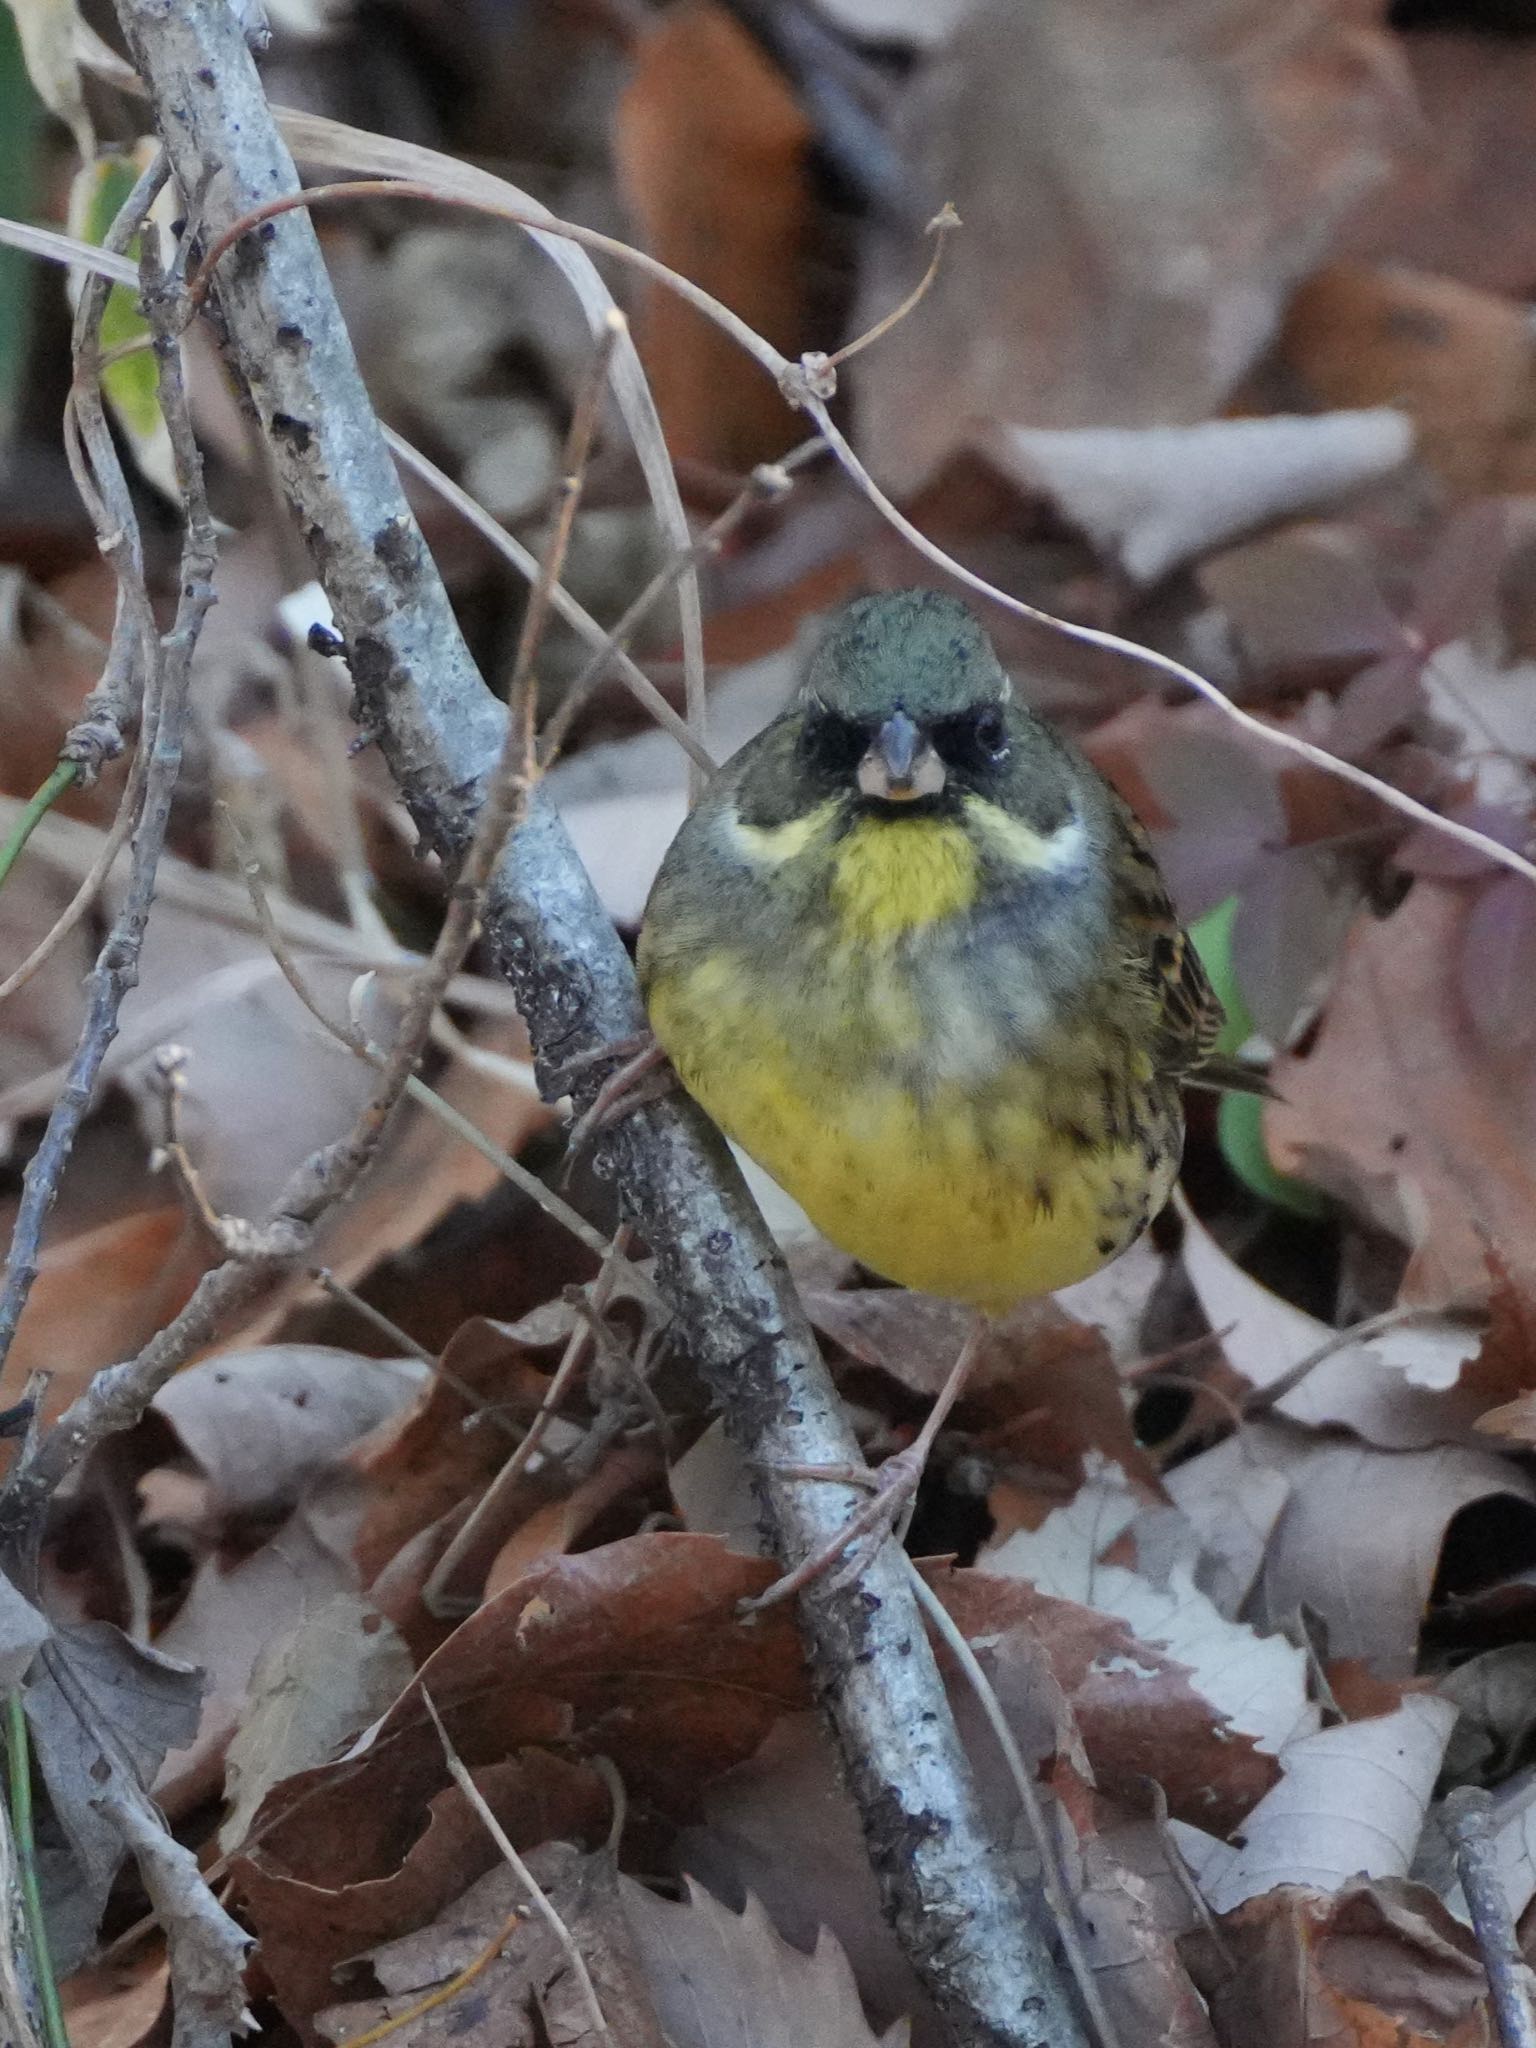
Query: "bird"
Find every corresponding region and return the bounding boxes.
[630,587,1242,1591]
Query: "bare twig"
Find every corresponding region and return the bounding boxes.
[1444,1787,1536,2048]
[105,10,1088,2039]
[0,155,215,1389]
[538,437,826,771]
[819,202,959,372]
[330,1902,528,2048]
[233,837,643,1284]
[421,1231,630,1617]
[382,425,715,774]
[24,92,1536,884]
[307,1267,435,1364]
[421,1688,617,2048]
[907,1564,1122,2048]
[0,749,146,1010]
[1239,1303,1468,1419]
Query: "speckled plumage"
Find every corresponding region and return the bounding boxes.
[638,590,1222,1309]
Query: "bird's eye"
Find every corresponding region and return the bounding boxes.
[801,707,867,778]
[933,705,1010,772]
[973,707,1008,761]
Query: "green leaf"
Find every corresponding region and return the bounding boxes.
[67,148,178,498]
[1190,895,1330,1220]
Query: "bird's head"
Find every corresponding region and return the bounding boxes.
[792,589,1082,846]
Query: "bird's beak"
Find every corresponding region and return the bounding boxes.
[858,711,946,802]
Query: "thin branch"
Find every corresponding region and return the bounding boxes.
[421,1688,617,2048]
[0,750,145,1010]
[421,1231,629,1617]
[820,201,959,372]
[382,423,714,774]
[307,1267,435,1364]
[907,1563,1122,2048]
[1444,1787,1536,2048]
[538,438,826,771]
[0,154,213,1389]
[233,835,642,1285]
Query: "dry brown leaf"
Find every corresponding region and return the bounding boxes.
[1246,1416,1536,1676]
[231,1021,556,1352]
[348,1317,567,1591]
[621,1874,908,2048]
[1186,1879,1487,2048]
[984,1463,1316,1759]
[1177,1208,1496,1453]
[853,0,1408,493]
[804,1286,1163,1495]
[237,1754,609,2038]
[5,1206,212,1427]
[1284,262,1536,497]
[220,1593,415,1854]
[614,0,809,470]
[481,1444,664,1603]
[153,1506,361,1818]
[318,1844,670,2048]
[1269,882,1536,1310]
[1180,1696,1457,1911]
[937,1565,1279,1830]
[1069,1819,1218,2048]
[23,1622,206,1973]
[674,1715,935,2045]
[62,1952,172,2048]
[153,1344,424,1526]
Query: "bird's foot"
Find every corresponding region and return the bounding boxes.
[558,1033,678,1171]
[738,1444,929,1613]
[738,1315,989,1615]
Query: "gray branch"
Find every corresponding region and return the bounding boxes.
[109,5,1086,2041]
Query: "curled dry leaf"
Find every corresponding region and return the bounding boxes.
[1269,880,1536,1310]
[318,1844,670,2048]
[984,1461,1317,1760]
[20,1616,251,2028]
[236,1752,609,2036]
[1246,1416,1536,1677]
[621,1874,909,2048]
[1178,1695,1458,1912]
[1186,1878,1487,2048]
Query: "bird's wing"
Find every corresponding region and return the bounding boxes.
[1107,797,1226,1082]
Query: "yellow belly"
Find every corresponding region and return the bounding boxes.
[646,962,1174,1311]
